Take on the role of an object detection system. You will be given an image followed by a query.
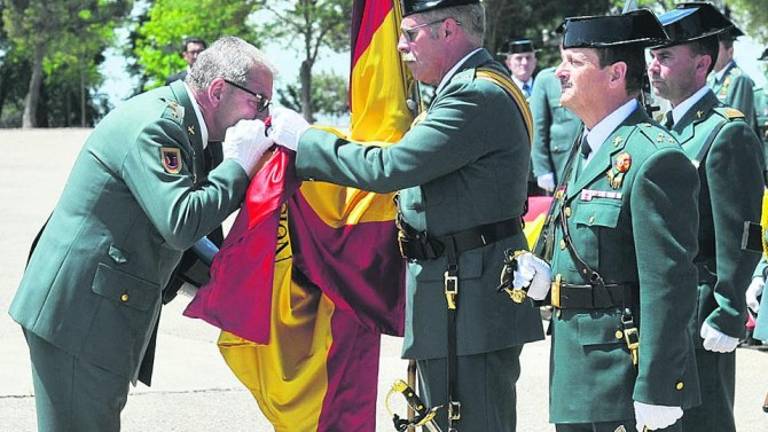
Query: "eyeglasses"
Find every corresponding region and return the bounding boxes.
[223,79,271,112]
[400,18,461,43]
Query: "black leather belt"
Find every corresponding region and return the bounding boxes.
[398,218,522,261]
[552,281,638,309]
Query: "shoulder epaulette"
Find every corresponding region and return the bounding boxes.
[475,67,533,141]
[637,122,677,147]
[713,106,744,120]
[160,99,185,124]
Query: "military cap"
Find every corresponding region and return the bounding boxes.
[501,38,535,55]
[401,0,478,17]
[657,2,736,46]
[559,9,668,49]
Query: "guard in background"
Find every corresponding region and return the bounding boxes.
[754,48,768,144]
[503,10,701,431]
[649,4,765,431]
[530,62,581,194]
[707,20,758,138]
[503,38,538,98]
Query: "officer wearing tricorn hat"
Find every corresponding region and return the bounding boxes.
[501,9,702,431]
[501,38,538,98]
[649,4,765,431]
[267,0,544,430]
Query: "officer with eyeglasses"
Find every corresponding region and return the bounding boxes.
[268,0,544,430]
[10,36,275,432]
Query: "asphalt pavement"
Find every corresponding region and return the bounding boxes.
[0,129,766,431]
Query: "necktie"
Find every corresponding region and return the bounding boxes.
[580,135,591,159]
[522,82,531,98]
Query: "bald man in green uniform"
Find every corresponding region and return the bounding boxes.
[269,1,544,430]
[505,10,701,431]
[649,4,765,430]
[9,36,276,431]
[530,65,581,193]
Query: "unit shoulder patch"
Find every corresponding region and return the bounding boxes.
[160,147,182,174]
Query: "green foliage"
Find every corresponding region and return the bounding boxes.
[1,0,131,126]
[276,71,348,122]
[729,0,768,43]
[485,0,613,68]
[133,0,260,89]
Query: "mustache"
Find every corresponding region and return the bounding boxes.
[401,53,416,62]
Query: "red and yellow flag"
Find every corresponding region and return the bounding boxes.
[204,2,413,430]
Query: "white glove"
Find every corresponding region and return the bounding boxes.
[746,276,764,313]
[268,107,310,151]
[512,252,551,300]
[700,321,739,353]
[536,172,556,193]
[633,402,683,432]
[222,119,273,177]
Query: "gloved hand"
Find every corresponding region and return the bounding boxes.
[633,402,683,432]
[700,321,739,353]
[268,106,310,152]
[510,251,551,300]
[536,172,556,193]
[222,119,273,177]
[746,276,764,313]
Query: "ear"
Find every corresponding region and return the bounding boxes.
[208,78,226,108]
[443,18,460,39]
[609,61,628,89]
[697,54,713,77]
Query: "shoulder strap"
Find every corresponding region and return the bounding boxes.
[476,67,534,142]
[694,111,736,167]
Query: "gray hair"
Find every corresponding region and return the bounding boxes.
[419,4,486,46]
[186,36,276,91]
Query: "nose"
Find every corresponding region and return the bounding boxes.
[555,62,566,79]
[397,34,409,53]
[647,57,660,74]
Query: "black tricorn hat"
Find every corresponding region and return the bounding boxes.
[657,2,738,46]
[501,38,535,55]
[559,9,668,49]
[759,47,768,61]
[401,0,478,17]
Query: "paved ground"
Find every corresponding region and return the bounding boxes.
[0,129,766,431]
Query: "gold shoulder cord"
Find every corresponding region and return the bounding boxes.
[476,68,534,143]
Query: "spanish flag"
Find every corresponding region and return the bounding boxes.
[186,1,413,430]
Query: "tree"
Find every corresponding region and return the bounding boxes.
[2,0,130,127]
[277,71,348,122]
[132,0,259,89]
[485,0,612,67]
[256,0,352,121]
[728,0,768,43]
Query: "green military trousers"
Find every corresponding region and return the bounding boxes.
[681,349,736,432]
[556,420,682,431]
[24,329,130,432]
[416,345,522,432]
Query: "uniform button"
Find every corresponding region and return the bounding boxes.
[564,207,572,217]
[588,215,595,225]
[615,330,624,339]
[120,293,129,302]
[559,239,567,250]
[675,381,684,391]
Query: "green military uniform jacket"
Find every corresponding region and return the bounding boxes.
[709,62,758,138]
[668,90,764,342]
[294,49,544,360]
[547,105,701,423]
[9,80,249,384]
[755,85,768,142]
[530,67,581,183]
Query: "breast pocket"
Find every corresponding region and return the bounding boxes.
[571,201,622,271]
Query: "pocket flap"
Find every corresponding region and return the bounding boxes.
[573,202,621,229]
[577,312,625,346]
[91,263,159,311]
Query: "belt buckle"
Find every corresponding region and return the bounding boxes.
[551,274,562,308]
[448,400,461,421]
[444,271,458,310]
